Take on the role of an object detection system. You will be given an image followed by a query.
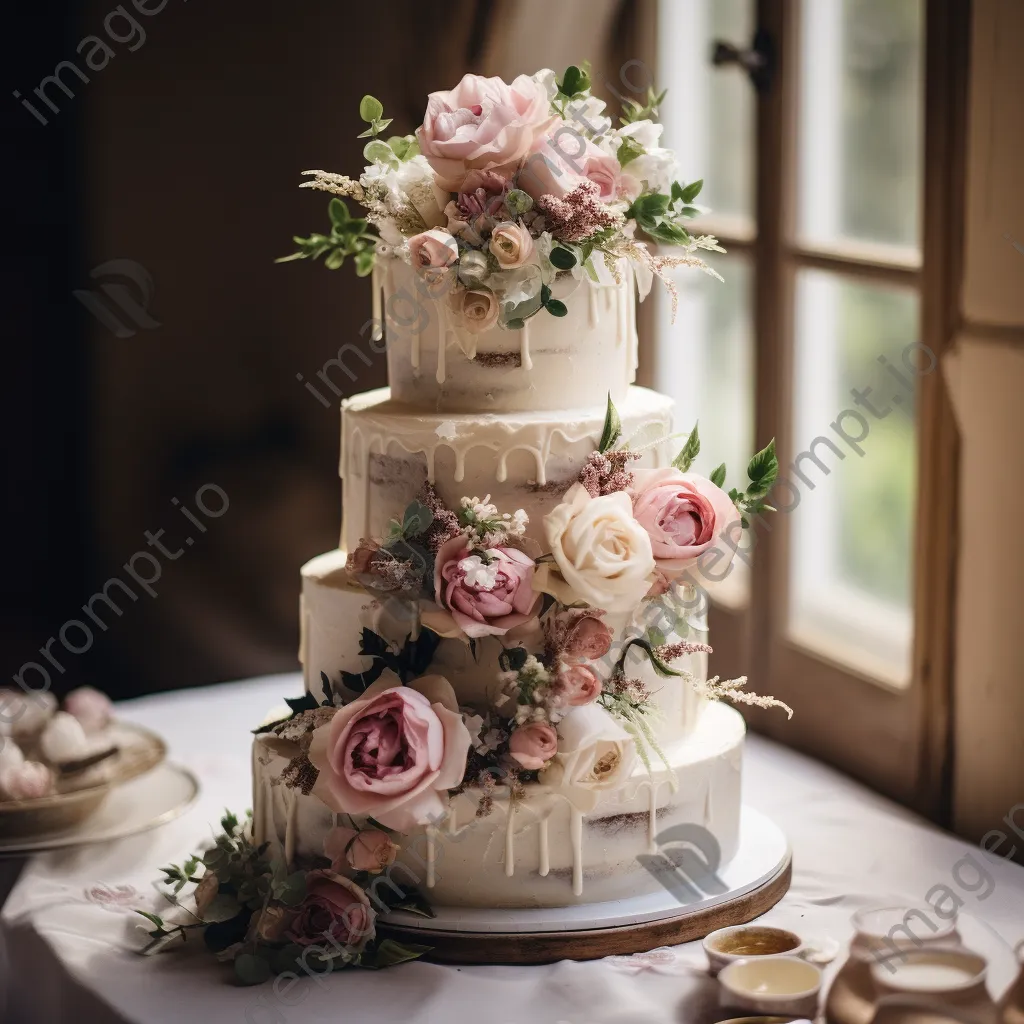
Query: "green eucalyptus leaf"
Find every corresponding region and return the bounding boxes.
[328,198,350,226]
[545,299,568,317]
[709,463,727,488]
[359,94,384,123]
[363,938,433,970]
[505,318,526,330]
[505,188,534,216]
[354,249,376,277]
[617,136,645,167]
[598,393,622,454]
[672,421,700,472]
[559,65,585,98]
[363,139,399,167]
[549,246,577,270]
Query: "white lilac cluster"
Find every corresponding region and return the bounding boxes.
[458,495,528,549]
[292,63,724,330]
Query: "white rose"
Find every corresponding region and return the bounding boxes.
[617,119,664,151]
[539,704,637,811]
[629,150,678,197]
[538,483,655,613]
[533,68,559,101]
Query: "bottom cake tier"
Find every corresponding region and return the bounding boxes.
[252,700,744,909]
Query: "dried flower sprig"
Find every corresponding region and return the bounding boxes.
[693,675,794,718]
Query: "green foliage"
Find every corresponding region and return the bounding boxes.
[727,439,780,526]
[616,135,645,168]
[613,637,688,680]
[672,422,700,472]
[505,188,534,217]
[598,393,622,453]
[340,628,443,691]
[620,85,667,125]
[276,197,378,277]
[356,94,392,139]
[557,64,591,99]
[627,181,703,246]
[549,245,578,271]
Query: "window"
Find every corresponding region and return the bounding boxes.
[654,0,960,805]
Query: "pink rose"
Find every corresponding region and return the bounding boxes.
[519,125,626,202]
[433,535,541,639]
[64,686,113,734]
[558,611,613,661]
[630,468,742,574]
[285,869,375,951]
[323,826,399,874]
[557,664,602,707]
[408,227,459,271]
[417,73,554,192]
[308,673,471,832]
[508,722,558,770]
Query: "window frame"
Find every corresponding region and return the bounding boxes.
[645,0,966,815]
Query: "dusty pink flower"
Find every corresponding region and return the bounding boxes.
[323,826,399,874]
[508,721,558,770]
[417,73,554,192]
[308,673,471,831]
[193,871,220,917]
[535,180,622,243]
[408,227,459,271]
[559,612,613,661]
[247,904,296,943]
[433,535,541,639]
[64,687,113,734]
[557,664,602,707]
[630,468,741,574]
[346,538,380,577]
[285,869,375,951]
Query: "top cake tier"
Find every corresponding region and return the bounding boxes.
[376,259,638,414]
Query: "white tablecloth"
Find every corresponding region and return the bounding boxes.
[1,673,1022,1024]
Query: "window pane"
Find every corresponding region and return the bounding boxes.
[655,254,754,606]
[787,269,920,684]
[659,0,756,230]
[798,0,924,254]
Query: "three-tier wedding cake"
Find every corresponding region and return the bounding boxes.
[137,66,789,982]
[251,66,786,917]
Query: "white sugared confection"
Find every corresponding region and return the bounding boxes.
[40,711,90,764]
[254,254,746,908]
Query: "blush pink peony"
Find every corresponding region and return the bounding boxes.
[430,535,541,639]
[308,673,471,832]
[508,721,558,770]
[630,468,741,575]
[558,611,613,661]
[417,73,554,192]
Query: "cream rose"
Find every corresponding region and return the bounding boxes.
[539,704,637,811]
[537,483,655,612]
[450,287,499,334]
[489,221,534,268]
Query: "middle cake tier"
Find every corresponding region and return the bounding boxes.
[340,384,674,553]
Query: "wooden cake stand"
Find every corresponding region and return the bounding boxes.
[378,805,792,964]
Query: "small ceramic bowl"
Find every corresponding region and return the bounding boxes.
[719,956,823,1017]
[705,925,805,976]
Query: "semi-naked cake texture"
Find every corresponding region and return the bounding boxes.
[252,265,749,908]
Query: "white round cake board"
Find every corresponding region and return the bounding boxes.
[382,804,789,935]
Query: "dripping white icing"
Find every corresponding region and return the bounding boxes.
[371,263,383,342]
[504,806,515,877]
[436,304,447,384]
[647,781,658,854]
[520,319,533,370]
[538,817,550,876]
[588,283,600,328]
[570,808,584,896]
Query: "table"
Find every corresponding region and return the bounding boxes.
[2,673,1022,1024]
